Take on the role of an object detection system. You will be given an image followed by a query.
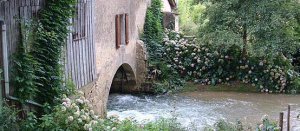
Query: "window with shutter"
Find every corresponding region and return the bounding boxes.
[125,14,129,45]
[115,14,121,48]
[115,13,129,49]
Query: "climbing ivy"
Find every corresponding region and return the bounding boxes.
[142,0,164,62]
[12,20,39,102]
[32,0,75,105]
[13,0,75,105]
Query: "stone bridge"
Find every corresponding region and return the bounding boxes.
[80,0,150,116]
[1,0,176,116]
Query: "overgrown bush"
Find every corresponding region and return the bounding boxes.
[256,115,280,131]
[0,103,21,130]
[143,0,185,93]
[205,116,280,131]
[162,29,300,93]
[204,120,244,131]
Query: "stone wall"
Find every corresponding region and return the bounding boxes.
[80,0,150,117]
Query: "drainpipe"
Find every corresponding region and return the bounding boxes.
[1,21,42,107]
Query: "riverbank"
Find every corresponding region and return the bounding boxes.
[108,89,300,130]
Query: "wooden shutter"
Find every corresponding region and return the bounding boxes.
[125,14,129,45]
[115,14,121,48]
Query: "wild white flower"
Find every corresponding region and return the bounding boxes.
[248,70,252,74]
[84,124,91,130]
[62,102,71,108]
[68,116,74,122]
[255,78,258,81]
[74,111,80,117]
[91,120,98,125]
[259,61,264,66]
[191,64,195,67]
[260,85,264,89]
[78,91,84,96]
[61,106,66,112]
[74,105,79,111]
[191,53,196,56]
[197,59,201,63]
[88,128,92,131]
[78,118,83,123]
[81,115,87,120]
[226,78,229,81]
[62,98,71,103]
[112,127,117,131]
[225,55,229,59]
[76,99,84,104]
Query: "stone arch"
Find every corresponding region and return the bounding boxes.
[109,63,137,93]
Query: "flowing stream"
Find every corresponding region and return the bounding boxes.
[107,92,300,130]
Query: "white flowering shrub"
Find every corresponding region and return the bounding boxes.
[37,91,186,131]
[37,91,102,130]
[162,29,300,93]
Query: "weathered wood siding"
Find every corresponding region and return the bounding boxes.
[0,0,45,66]
[65,0,96,89]
[0,0,96,89]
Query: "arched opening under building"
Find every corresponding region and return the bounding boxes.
[109,63,136,94]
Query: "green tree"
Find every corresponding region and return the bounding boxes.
[142,0,164,61]
[178,0,206,35]
[199,0,300,57]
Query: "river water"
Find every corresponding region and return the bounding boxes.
[107,92,300,130]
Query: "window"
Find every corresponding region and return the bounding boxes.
[115,13,129,49]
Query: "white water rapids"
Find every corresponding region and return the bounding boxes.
[107,92,300,130]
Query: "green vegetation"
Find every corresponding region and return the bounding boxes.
[162,29,300,93]
[12,0,75,105]
[199,0,300,57]
[0,104,21,130]
[0,91,188,131]
[143,0,185,93]
[178,0,207,35]
[204,117,280,131]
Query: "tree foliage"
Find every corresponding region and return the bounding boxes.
[178,0,206,35]
[199,0,300,57]
[142,0,164,62]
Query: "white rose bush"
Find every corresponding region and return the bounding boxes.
[162,29,300,93]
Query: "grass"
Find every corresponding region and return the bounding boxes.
[181,81,257,93]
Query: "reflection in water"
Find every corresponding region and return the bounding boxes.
[107,92,300,130]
